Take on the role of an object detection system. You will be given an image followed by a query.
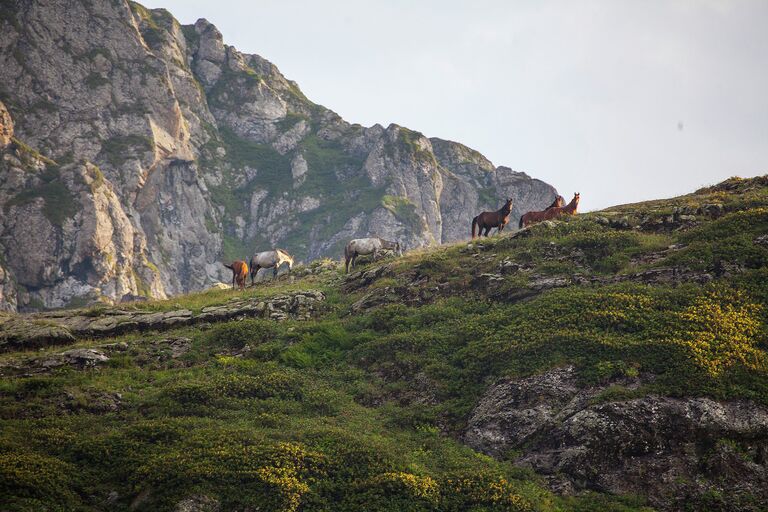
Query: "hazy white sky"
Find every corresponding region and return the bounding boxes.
[143,0,768,211]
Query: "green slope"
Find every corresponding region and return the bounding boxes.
[1,176,768,511]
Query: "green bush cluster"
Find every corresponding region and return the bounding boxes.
[204,319,279,350]
[666,208,768,270]
[0,451,78,509]
[4,168,78,227]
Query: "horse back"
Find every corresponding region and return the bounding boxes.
[230,260,248,278]
[350,238,379,255]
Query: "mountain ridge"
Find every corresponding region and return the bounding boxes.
[0,0,558,312]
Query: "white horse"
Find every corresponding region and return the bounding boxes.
[249,249,294,284]
[344,237,402,273]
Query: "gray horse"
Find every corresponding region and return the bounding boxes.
[344,237,402,273]
[249,249,294,285]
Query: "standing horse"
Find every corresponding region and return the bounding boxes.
[519,193,580,228]
[547,195,566,209]
[344,237,402,273]
[249,249,294,284]
[471,198,513,239]
[223,260,249,290]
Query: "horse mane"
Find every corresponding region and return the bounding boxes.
[498,199,513,214]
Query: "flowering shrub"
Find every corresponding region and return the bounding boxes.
[135,440,325,511]
[668,290,766,376]
[0,451,77,506]
[441,473,533,511]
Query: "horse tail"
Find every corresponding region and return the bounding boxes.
[224,263,233,270]
[519,214,525,229]
[344,243,352,273]
[471,216,478,239]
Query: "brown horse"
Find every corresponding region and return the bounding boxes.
[519,193,580,228]
[547,195,566,209]
[223,260,249,290]
[471,198,513,238]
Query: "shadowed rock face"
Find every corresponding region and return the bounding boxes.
[464,366,768,510]
[0,1,557,311]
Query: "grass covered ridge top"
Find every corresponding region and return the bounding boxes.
[1,176,768,511]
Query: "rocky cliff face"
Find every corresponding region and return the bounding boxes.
[465,366,768,510]
[0,0,557,311]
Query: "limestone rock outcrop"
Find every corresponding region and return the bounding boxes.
[0,289,325,352]
[464,366,768,510]
[0,1,557,311]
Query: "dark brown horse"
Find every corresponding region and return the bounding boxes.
[223,260,249,290]
[472,198,513,238]
[547,195,566,209]
[519,193,580,228]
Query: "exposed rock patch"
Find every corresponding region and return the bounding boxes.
[61,390,122,414]
[0,290,325,352]
[174,495,221,512]
[465,366,768,509]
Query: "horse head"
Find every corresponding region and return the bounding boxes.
[566,192,580,213]
[279,249,295,270]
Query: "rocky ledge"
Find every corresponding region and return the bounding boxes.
[0,290,325,352]
[464,366,768,510]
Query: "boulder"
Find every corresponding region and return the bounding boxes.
[465,366,768,509]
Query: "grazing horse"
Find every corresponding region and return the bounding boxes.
[345,237,402,273]
[249,249,294,284]
[519,192,580,228]
[471,198,513,239]
[224,260,249,290]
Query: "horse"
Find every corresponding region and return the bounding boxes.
[547,195,566,209]
[519,192,580,228]
[249,249,294,285]
[223,260,249,290]
[344,237,402,273]
[471,198,513,239]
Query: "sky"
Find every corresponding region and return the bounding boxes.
[143,0,768,211]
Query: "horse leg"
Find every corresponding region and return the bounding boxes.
[273,265,278,280]
[498,222,505,234]
[483,226,491,237]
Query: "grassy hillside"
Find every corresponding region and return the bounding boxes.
[2,176,768,511]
